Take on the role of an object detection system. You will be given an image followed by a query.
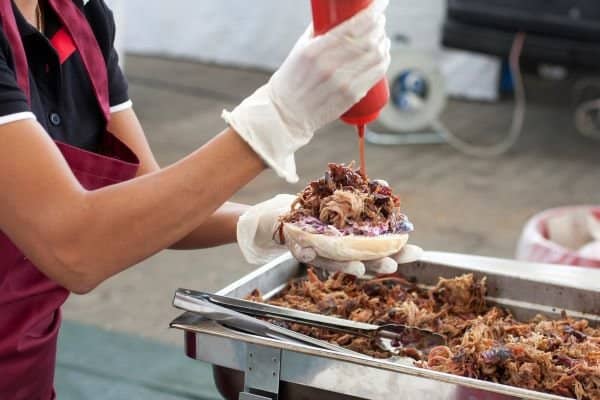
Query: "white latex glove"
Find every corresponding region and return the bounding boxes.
[237,194,297,265]
[222,0,391,183]
[578,241,600,261]
[237,194,423,277]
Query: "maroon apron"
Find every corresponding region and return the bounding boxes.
[0,1,139,399]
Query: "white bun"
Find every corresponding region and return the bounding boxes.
[283,222,409,262]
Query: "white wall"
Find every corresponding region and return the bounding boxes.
[111,0,499,100]
[119,0,445,69]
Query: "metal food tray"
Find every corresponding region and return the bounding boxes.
[171,252,600,400]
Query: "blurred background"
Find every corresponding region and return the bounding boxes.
[56,1,600,398]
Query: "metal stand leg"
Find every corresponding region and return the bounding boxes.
[239,344,282,400]
[572,77,600,140]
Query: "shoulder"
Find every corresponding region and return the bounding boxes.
[81,0,115,19]
[0,23,14,68]
[80,0,119,54]
[82,0,117,31]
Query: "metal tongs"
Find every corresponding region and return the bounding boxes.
[173,288,360,355]
[173,289,445,353]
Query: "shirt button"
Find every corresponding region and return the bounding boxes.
[49,112,62,126]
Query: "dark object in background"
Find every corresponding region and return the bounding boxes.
[443,0,600,68]
[448,0,600,41]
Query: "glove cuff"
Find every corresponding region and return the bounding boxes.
[236,194,297,265]
[222,85,312,183]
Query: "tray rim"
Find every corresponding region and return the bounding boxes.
[217,251,600,297]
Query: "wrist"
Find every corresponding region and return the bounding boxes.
[230,127,269,171]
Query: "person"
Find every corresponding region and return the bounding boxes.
[0,0,394,398]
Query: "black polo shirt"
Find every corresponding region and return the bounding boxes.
[0,0,130,151]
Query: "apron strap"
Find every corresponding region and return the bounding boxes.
[0,0,111,122]
[47,0,110,122]
[0,1,30,101]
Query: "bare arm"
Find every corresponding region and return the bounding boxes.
[107,108,250,249]
[0,117,265,294]
[169,202,249,249]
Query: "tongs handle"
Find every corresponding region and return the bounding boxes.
[196,289,376,335]
[185,289,445,349]
[173,289,275,337]
[173,289,359,355]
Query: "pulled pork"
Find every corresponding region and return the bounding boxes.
[248,269,600,400]
[280,163,413,237]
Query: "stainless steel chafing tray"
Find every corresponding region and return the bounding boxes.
[170,252,600,400]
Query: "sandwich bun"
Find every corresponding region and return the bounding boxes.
[283,222,409,262]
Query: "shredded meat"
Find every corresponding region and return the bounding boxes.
[248,269,600,400]
[319,190,365,228]
[279,163,412,237]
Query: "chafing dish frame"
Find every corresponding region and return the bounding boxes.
[170,252,600,400]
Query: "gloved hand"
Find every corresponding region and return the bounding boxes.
[222,0,391,183]
[287,240,423,277]
[237,194,422,277]
[237,194,298,265]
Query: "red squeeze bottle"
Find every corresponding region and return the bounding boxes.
[310,0,389,127]
[311,0,389,177]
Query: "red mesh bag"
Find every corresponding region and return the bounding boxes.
[516,206,600,268]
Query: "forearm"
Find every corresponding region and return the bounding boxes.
[1,123,265,293]
[61,129,262,289]
[170,202,249,250]
[107,109,247,251]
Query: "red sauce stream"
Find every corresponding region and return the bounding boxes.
[357,124,367,178]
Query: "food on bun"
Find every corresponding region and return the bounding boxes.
[279,163,413,262]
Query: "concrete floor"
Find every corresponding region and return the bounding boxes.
[56,321,221,400]
[62,55,600,347]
